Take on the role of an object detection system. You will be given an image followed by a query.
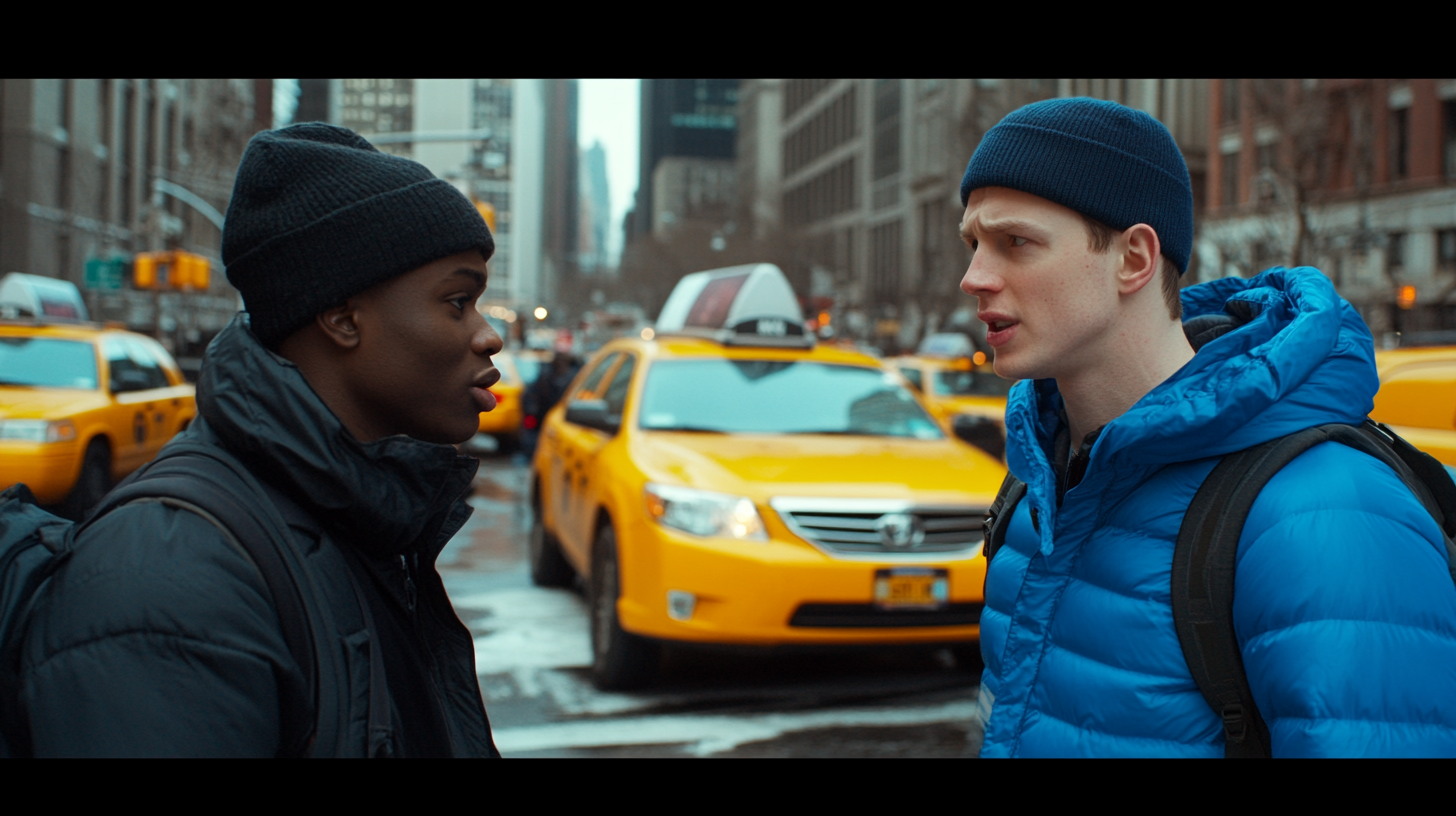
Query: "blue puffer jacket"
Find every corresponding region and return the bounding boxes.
[977,266,1456,758]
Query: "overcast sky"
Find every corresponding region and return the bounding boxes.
[577,79,639,266]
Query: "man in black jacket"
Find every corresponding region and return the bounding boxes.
[19,124,502,757]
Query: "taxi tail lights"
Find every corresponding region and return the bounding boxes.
[644,483,767,541]
[0,419,77,443]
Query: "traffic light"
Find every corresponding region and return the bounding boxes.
[474,200,498,233]
[132,251,210,290]
[1398,284,1417,310]
[133,253,159,288]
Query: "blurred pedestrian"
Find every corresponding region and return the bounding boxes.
[963,98,1456,757]
[521,352,579,458]
[17,124,502,757]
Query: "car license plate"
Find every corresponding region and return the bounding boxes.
[874,568,949,610]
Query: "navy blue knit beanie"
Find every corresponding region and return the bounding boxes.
[223,123,495,346]
[959,97,1193,274]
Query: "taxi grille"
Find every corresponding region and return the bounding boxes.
[770,499,985,558]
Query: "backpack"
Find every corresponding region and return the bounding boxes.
[0,441,392,757]
[981,419,1456,759]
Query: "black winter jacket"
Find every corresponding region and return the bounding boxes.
[19,315,498,757]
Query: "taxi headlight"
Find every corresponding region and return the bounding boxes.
[0,420,77,443]
[644,483,767,541]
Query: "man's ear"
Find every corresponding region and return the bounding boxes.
[1116,223,1161,296]
[316,300,363,350]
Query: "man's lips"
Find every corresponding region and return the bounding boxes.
[472,368,501,411]
[981,314,1019,347]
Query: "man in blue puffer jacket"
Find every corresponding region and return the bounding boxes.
[960,98,1456,757]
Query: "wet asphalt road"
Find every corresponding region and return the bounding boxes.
[439,443,983,758]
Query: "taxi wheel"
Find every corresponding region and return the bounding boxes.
[529,494,575,588]
[589,523,660,690]
[495,434,520,455]
[60,439,111,521]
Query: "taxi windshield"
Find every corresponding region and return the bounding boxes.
[0,336,98,389]
[639,359,944,439]
[932,369,1012,397]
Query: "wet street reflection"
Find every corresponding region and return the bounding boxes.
[438,448,983,757]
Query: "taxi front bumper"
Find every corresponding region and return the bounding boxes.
[615,513,985,646]
[0,440,80,504]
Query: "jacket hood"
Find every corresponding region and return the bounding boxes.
[193,314,478,558]
[1005,266,1378,551]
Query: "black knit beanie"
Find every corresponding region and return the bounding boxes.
[222,123,495,346]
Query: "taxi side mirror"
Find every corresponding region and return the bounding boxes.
[953,415,1005,462]
[565,399,619,434]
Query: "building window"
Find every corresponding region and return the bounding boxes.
[784,79,831,121]
[1438,229,1456,271]
[870,220,903,301]
[782,86,856,177]
[1390,107,1409,181]
[1222,79,1241,125]
[1222,150,1240,207]
[1444,101,1456,180]
[872,80,901,181]
[783,157,856,227]
[1388,232,1406,271]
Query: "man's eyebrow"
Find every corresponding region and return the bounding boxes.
[449,268,487,289]
[961,216,1046,238]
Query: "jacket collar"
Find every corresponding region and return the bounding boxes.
[194,314,478,560]
[1005,266,1378,554]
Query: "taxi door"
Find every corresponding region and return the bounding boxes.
[103,336,178,473]
[545,352,620,565]
[561,353,636,563]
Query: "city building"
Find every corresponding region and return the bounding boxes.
[579,140,611,275]
[629,79,739,243]
[734,79,1210,355]
[0,78,268,364]
[1199,79,1456,341]
[302,79,579,323]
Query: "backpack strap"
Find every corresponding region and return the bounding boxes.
[85,443,319,757]
[983,471,1027,595]
[1172,420,1456,758]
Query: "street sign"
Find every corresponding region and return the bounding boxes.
[84,257,125,291]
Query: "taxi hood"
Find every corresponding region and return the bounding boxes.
[630,431,1000,505]
[0,386,110,420]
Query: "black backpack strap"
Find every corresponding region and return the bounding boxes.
[86,444,319,757]
[1173,428,1341,758]
[983,472,1027,595]
[1362,421,1456,585]
[1172,420,1456,758]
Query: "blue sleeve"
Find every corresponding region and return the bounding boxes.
[1234,442,1456,757]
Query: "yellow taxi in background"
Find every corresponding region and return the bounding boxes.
[477,350,529,454]
[1,319,197,518]
[529,264,1006,689]
[890,341,1012,461]
[1371,344,1456,466]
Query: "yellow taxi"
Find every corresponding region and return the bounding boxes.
[1,281,196,518]
[529,264,1006,689]
[889,342,1012,461]
[476,350,529,453]
[1371,344,1456,466]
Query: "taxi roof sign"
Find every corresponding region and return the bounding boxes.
[0,272,90,322]
[655,263,810,348]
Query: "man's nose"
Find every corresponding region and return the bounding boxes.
[474,316,504,357]
[960,255,1001,298]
